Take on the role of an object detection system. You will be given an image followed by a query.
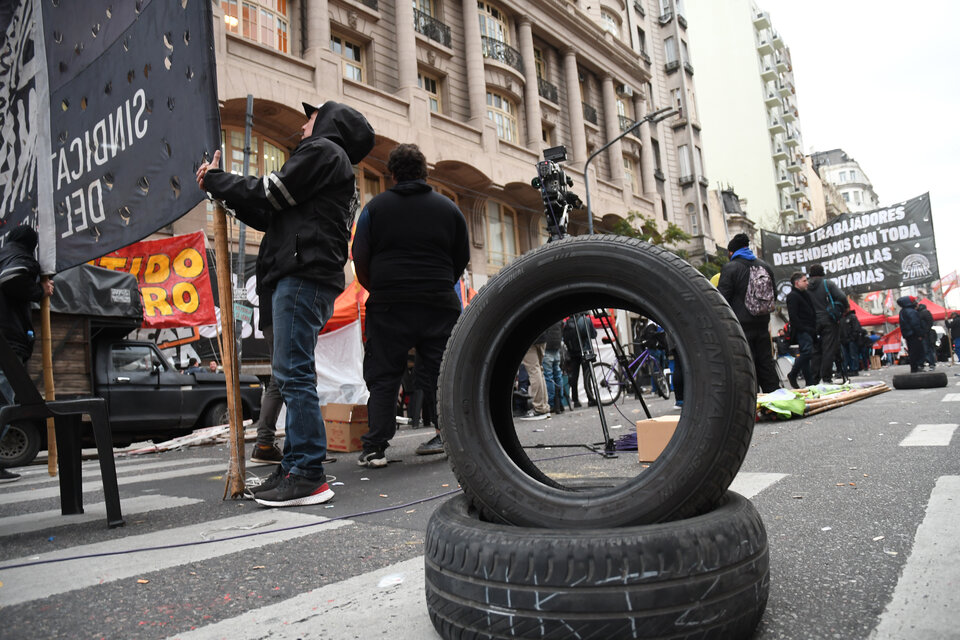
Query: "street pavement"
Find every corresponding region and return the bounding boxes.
[1,362,959,639]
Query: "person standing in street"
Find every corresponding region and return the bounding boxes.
[0,226,54,483]
[717,233,780,393]
[916,302,936,370]
[948,312,960,361]
[785,272,815,389]
[541,321,565,415]
[197,100,375,506]
[563,314,597,408]
[807,263,848,384]
[898,296,926,373]
[352,143,469,467]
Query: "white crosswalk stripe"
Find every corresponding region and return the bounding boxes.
[729,472,788,498]
[943,393,960,401]
[9,457,220,488]
[899,424,959,447]
[0,511,353,607]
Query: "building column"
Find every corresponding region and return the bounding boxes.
[517,18,542,149]
[462,0,488,126]
[632,93,646,193]
[601,74,624,184]
[562,47,587,166]
[394,1,418,90]
[305,0,329,59]
[638,93,657,199]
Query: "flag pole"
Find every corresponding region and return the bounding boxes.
[40,282,57,477]
[212,201,246,498]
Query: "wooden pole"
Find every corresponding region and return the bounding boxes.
[40,281,57,477]
[212,201,246,498]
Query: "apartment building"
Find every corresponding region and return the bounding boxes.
[685,0,812,233]
[810,149,879,214]
[168,0,718,283]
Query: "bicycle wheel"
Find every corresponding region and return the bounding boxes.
[649,362,670,400]
[590,361,622,405]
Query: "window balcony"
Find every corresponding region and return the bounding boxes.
[778,80,793,97]
[538,77,559,103]
[772,31,784,49]
[683,61,694,75]
[481,36,523,73]
[787,160,803,173]
[768,118,785,134]
[582,102,599,125]
[677,13,687,28]
[776,173,792,189]
[757,39,773,55]
[764,92,781,108]
[664,59,680,73]
[776,56,789,73]
[678,174,695,187]
[414,9,451,47]
[772,146,788,162]
[639,49,651,64]
[753,11,770,30]
[659,10,673,24]
[780,204,798,218]
[783,108,796,122]
[634,1,645,16]
[785,135,799,148]
[790,186,806,200]
[654,168,665,181]
[760,64,776,82]
[619,115,636,132]
[698,175,709,187]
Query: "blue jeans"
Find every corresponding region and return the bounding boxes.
[954,337,960,360]
[842,342,860,373]
[542,349,563,407]
[271,277,338,480]
[789,331,813,384]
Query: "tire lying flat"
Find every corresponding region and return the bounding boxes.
[438,235,757,529]
[892,371,948,389]
[425,493,769,640]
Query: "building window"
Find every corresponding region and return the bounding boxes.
[415,0,436,15]
[221,1,289,53]
[418,71,443,113]
[842,192,850,202]
[671,87,682,109]
[839,170,847,181]
[486,91,519,143]
[534,47,545,78]
[601,9,621,39]
[651,138,662,172]
[221,127,288,178]
[681,40,690,64]
[686,203,699,235]
[849,169,857,181]
[542,124,554,146]
[694,146,703,176]
[636,26,646,53]
[678,144,691,177]
[486,200,518,268]
[331,34,365,82]
[664,36,678,63]
[623,155,638,193]
[478,1,509,43]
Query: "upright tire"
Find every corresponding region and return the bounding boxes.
[425,493,769,640]
[438,235,756,529]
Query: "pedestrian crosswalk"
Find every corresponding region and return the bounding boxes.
[899,424,959,447]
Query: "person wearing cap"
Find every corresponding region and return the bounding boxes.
[897,296,925,373]
[197,101,374,507]
[717,233,780,393]
[0,225,54,483]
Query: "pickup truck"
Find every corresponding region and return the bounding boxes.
[0,265,261,466]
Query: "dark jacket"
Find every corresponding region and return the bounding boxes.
[563,315,596,355]
[786,288,816,336]
[917,305,934,334]
[543,322,563,351]
[0,239,44,360]
[948,315,960,340]
[806,276,848,327]
[352,180,469,311]
[898,297,923,339]
[204,102,375,293]
[717,254,776,328]
[839,310,862,343]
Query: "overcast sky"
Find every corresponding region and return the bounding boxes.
[758,0,959,301]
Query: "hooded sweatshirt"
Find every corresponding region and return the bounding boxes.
[0,236,44,360]
[203,102,375,293]
[897,296,923,339]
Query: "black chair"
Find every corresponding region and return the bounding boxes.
[0,334,124,528]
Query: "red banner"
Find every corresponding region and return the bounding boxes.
[89,231,216,329]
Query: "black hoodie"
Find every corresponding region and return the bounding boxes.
[203,102,375,293]
[0,237,44,360]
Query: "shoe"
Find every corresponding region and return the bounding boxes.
[787,373,799,389]
[0,468,21,483]
[357,448,387,468]
[821,377,835,385]
[519,409,550,421]
[572,400,582,408]
[671,401,684,411]
[586,399,598,407]
[243,465,284,499]
[251,443,283,465]
[416,434,445,456]
[254,472,334,507]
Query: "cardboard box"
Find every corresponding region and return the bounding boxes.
[635,415,679,462]
[870,354,882,370]
[322,403,369,452]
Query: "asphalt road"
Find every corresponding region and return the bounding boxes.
[1,361,958,639]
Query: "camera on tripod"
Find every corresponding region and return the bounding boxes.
[531,145,583,240]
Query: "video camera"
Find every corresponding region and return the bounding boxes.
[531,145,582,241]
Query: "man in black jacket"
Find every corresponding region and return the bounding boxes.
[197,101,374,506]
[0,226,54,483]
[807,263,848,384]
[916,303,936,369]
[717,233,780,393]
[352,143,469,466]
[898,296,926,373]
[785,272,815,389]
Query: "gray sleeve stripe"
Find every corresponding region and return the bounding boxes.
[261,175,283,211]
[0,265,30,284]
[267,172,297,208]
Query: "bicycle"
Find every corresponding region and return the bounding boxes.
[591,342,670,405]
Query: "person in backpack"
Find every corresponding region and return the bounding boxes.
[562,314,597,408]
[806,263,848,385]
[785,272,815,389]
[898,296,926,373]
[717,233,780,393]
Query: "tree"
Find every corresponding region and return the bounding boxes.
[609,211,691,258]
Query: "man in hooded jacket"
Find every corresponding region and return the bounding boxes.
[197,101,374,507]
[717,233,780,393]
[898,296,926,373]
[352,143,469,466]
[806,263,848,384]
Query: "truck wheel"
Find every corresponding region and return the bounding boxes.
[438,235,757,529]
[203,402,230,427]
[0,421,43,467]
[425,493,769,640]
[892,371,948,389]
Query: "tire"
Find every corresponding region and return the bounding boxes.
[0,421,43,467]
[892,371,948,389]
[590,361,622,405]
[649,361,670,400]
[425,493,769,640]
[438,235,756,528]
[203,402,230,427]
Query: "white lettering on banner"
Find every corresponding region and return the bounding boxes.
[55,88,149,239]
[806,205,906,243]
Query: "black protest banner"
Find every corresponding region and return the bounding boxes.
[761,193,939,296]
[0,0,220,272]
